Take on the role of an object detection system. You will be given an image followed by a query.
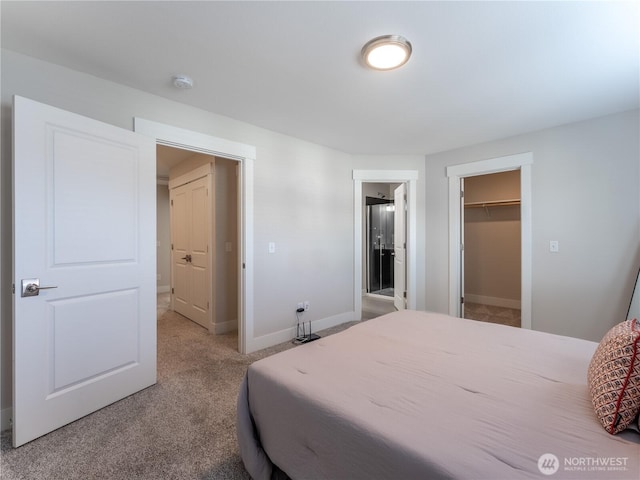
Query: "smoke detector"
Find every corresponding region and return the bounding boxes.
[172,75,193,89]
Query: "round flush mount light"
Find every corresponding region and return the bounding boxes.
[172,75,194,89]
[361,35,412,71]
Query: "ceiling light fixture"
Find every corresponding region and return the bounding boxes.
[172,75,193,89]
[361,35,412,71]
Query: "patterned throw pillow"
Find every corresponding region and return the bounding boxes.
[587,319,640,434]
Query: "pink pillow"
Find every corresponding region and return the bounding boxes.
[587,319,640,434]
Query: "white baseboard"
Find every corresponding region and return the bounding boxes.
[214,319,238,334]
[465,294,521,309]
[247,311,356,353]
[157,285,171,294]
[1,407,12,432]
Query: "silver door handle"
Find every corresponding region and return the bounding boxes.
[21,279,58,297]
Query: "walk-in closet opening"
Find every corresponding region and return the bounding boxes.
[462,170,521,327]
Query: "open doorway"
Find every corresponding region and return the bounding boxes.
[446,152,533,330]
[135,118,256,354]
[462,170,521,327]
[156,145,239,336]
[362,183,400,318]
[353,170,417,320]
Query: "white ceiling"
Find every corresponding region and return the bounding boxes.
[2,1,638,155]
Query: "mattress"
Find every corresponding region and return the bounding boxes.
[237,310,640,479]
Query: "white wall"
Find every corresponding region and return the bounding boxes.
[425,109,640,342]
[0,50,426,425]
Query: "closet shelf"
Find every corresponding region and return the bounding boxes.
[464,198,520,208]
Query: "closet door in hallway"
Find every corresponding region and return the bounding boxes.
[171,175,212,329]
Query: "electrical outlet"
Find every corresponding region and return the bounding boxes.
[304,301,310,311]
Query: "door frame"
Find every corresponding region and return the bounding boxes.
[446,152,533,329]
[134,118,254,354]
[353,170,418,318]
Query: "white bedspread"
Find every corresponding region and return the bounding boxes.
[237,310,640,479]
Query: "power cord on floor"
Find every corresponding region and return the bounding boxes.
[292,308,320,345]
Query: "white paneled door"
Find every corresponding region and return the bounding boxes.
[170,176,211,329]
[12,96,156,447]
[393,184,407,311]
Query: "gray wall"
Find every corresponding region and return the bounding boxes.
[156,184,171,292]
[214,157,239,330]
[425,109,640,342]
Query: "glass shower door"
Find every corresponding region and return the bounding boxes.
[367,202,394,296]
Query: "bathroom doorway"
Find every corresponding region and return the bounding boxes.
[366,196,395,297]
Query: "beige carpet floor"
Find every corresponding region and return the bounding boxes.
[0,298,358,479]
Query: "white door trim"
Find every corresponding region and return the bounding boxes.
[134,118,254,354]
[353,170,418,319]
[446,152,533,329]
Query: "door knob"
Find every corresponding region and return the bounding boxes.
[21,278,58,297]
[180,254,192,263]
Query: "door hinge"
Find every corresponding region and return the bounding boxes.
[460,190,464,198]
[403,291,407,298]
[171,199,173,206]
[461,243,464,251]
[171,288,174,294]
[12,283,15,294]
[171,244,174,250]
[461,296,464,304]
[242,263,246,269]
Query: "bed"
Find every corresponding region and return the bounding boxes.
[237,310,640,479]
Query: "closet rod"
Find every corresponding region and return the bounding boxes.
[464,198,520,208]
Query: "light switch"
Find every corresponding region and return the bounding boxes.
[268,242,276,254]
[549,240,559,253]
